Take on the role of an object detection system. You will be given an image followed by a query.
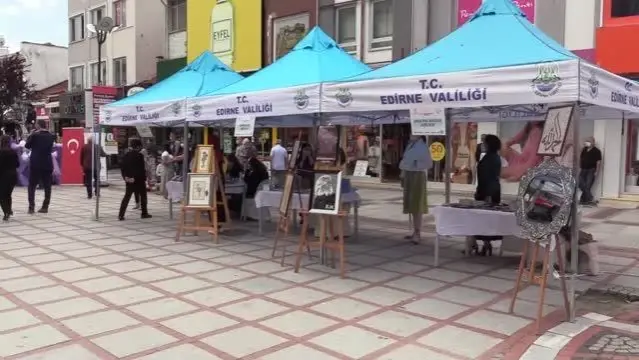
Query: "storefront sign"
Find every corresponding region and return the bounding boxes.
[59,91,86,120]
[234,115,255,137]
[410,108,446,136]
[457,0,535,26]
[187,0,262,71]
[92,86,118,128]
[429,142,446,162]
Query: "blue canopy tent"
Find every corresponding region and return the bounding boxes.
[186,26,374,127]
[101,51,243,127]
[321,0,639,323]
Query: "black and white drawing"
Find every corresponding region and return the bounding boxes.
[537,105,574,156]
[310,171,342,214]
[186,173,214,207]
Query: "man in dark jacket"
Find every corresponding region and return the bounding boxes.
[118,138,151,220]
[25,119,56,214]
[80,136,107,199]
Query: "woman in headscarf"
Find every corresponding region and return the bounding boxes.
[400,135,431,244]
[473,134,503,256]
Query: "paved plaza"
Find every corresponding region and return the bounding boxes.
[0,185,638,359]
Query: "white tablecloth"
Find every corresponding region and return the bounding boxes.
[166,180,245,202]
[432,206,522,237]
[255,190,361,209]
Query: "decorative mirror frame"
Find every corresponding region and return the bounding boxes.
[515,158,577,242]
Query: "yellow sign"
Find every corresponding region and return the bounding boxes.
[187,0,262,72]
[430,142,446,161]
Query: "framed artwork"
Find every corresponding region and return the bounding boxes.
[289,140,301,169]
[194,145,214,173]
[186,173,215,208]
[310,171,342,215]
[273,13,310,61]
[537,105,574,156]
[278,173,295,214]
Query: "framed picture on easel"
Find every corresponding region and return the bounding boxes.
[279,173,295,214]
[186,173,215,208]
[289,140,301,169]
[310,171,342,215]
[194,145,215,173]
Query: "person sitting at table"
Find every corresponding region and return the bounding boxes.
[473,134,503,256]
[400,135,431,245]
[226,154,243,180]
[245,157,269,198]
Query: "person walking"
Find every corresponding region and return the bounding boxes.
[579,136,602,205]
[0,135,19,220]
[79,136,107,199]
[270,139,287,187]
[25,119,56,214]
[118,139,152,220]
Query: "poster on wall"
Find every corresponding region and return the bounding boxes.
[410,108,446,136]
[186,0,262,71]
[457,0,535,27]
[451,122,477,184]
[273,13,310,61]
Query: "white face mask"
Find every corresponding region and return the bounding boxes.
[584,142,592,147]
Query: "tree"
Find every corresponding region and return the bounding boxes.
[0,53,35,127]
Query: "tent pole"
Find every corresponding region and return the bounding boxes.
[569,101,581,322]
[444,109,452,204]
[94,125,101,220]
[182,121,189,194]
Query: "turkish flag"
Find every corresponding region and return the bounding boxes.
[61,127,85,185]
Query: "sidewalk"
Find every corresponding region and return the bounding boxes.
[0,185,637,359]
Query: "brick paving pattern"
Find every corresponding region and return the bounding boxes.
[0,186,637,359]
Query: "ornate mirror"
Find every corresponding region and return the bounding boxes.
[515,158,576,242]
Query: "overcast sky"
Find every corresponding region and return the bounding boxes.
[0,0,68,51]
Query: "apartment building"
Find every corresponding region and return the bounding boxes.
[67,0,166,92]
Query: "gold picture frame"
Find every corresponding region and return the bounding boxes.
[186,173,216,208]
[194,145,214,174]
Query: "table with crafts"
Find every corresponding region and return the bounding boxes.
[165,179,246,219]
[431,205,525,266]
[254,189,362,239]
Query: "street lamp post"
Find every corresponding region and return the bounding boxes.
[87,17,116,220]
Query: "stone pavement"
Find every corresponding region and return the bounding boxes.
[0,186,638,359]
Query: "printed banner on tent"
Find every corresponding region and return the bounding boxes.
[579,62,639,114]
[186,84,320,122]
[234,116,255,137]
[100,101,186,126]
[322,61,580,113]
[410,108,446,136]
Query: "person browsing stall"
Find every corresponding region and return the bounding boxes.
[400,135,431,245]
[118,139,152,221]
[270,139,288,187]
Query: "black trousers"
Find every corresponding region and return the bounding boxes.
[579,168,596,203]
[28,167,52,210]
[119,181,148,217]
[0,175,16,215]
[83,169,99,197]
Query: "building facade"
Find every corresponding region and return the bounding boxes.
[20,42,69,92]
[67,0,166,93]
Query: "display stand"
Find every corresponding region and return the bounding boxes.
[509,235,571,335]
[294,210,348,278]
[175,148,231,244]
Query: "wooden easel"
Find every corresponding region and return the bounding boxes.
[294,210,348,278]
[176,148,231,244]
[509,235,571,334]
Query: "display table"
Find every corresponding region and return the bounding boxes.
[432,206,524,266]
[166,180,245,219]
[254,190,361,238]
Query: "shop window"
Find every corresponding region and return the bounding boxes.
[90,61,106,86]
[69,14,85,43]
[168,0,186,33]
[336,5,358,55]
[113,57,127,86]
[369,0,393,50]
[69,66,84,91]
[113,0,126,27]
[611,0,639,18]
